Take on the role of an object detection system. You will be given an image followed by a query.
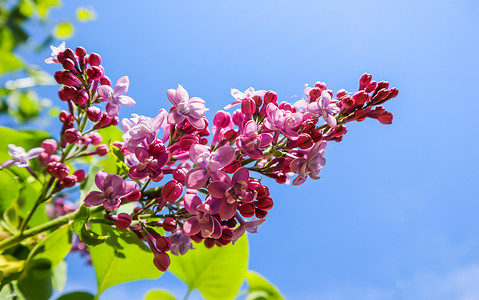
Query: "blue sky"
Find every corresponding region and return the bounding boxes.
[24,0,479,299]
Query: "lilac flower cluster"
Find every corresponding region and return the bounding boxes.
[0,43,398,273]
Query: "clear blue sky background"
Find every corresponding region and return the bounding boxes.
[23,0,479,299]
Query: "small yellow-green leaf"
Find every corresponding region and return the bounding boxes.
[0,170,19,215]
[76,7,96,22]
[144,289,176,300]
[53,22,74,39]
[246,271,285,300]
[0,51,23,75]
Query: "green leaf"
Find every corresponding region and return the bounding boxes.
[80,165,102,201]
[76,7,96,22]
[144,289,176,300]
[80,225,108,246]
[71,205,90,235]
[56,291,95,300]
[53,22,74,39]
[6,90,42,122]
[52,260,67,293]
[35,0,60,18]
[17,226,72,300]
[169,236,249,300]
[246,271,284,300]
[0,170,19,215]
[0,51,23,75]
[89,224,162,296]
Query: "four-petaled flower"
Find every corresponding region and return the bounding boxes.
[97,76,136,117]
[307,90,340,128]
[83,170,139,211]
[232,212,265,243]
[290,141,327,185]
[182,192,222,239]
[263,103,303,140]
[237,120,273,159]
[121,111,167,152]
[224,87,266,110]
[167,85,208,130]
[44,41,66,64]
[128,141,170,182]
[0,144,44,169]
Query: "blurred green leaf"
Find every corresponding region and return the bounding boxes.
[0,51,23,75]
[36,0,61,18]
[76,7,96,22]
[246,271,284,300]
[169,236,249,300]
[56,291,95,300]
[52,260,67,293]
[0,170,19,215]
[144,289,176,300]
[90,224,163,297]
[6,90,41,122]
[53,22,74,39]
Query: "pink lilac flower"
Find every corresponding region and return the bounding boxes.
[263,103,303,140]
[185,144,235,189]
[207,167,256,220]
[182,192,222,239]
[121,110,167,152]
[225,87,266,110]
[169,230,193,255]
[97,76,136,117]
[166,85,208,130]
[232,212,265,243]
[290,141,327,185]
[0,145,44,169]
[83,170,139,211]
[128,140,170,182]
[44,41,66,64]
[236,120,273,159]
[307,90,340,128]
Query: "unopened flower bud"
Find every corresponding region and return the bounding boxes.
[96,144,109,156]
[213,110,231,128]
[88,132,102,145]
[310,129,323,142]
[62,58,76,71]
[239,202,255,218]
[73,169,86,182]
[173,168,188,185]
[72,89,89,106]
[241,98,256,115]
[63,128,81,144]
[110,116,119,126]
[365,81,377,93]
[59,71,80,87]
[296,133,313,150]
[114,213,132,229]
[359,73,372,90]
[87,106,102,122]
[153,252,170,272]
[162,218,177,232]
[63,48,75,59]
[62,175,77,187]
[223,129,237,142]
[86,66,103,80]
[100,76,111,86]
[88,52,102,66]
[125,189,141,202]
[223,160,240,173]
[75,46,87,57]
[354,110,367,122]
[42,139,57,155]
[179,134,199,151]
[204,238,216,248]
[256,197,274,211]
[232,110,245,127]
[161,180,183,203]
[156,236,172,252]
[352,91,369,107]
[255,208,268,219]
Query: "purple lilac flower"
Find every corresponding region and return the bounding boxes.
[182,192,222,239]
[263,103,303,140]
[290,141,327,185]
[307,90,340,128]
[169,230,193,255]
[44,41,66,64]
[167,85,208,130]
[207,167,256,220]
[128,141,170,182]
[236,120,273,159]
[232,212,265,243]
[0,144,44,169]
[185,144,235,189]
[121,110,167,152]
[225,87,266,110]
[97,76,136,117]
[83,170,138,211]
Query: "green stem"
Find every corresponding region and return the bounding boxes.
[0,206,104,252]
[183,288,192,300]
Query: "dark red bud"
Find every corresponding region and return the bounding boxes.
[296,133,313,150]
[63,128,81,144]
[100,76,111,86]
[156,236,172,251]
[241,98,256,115]
[62,58,76,71]
[95,144,109,156]
[73,169,86,182]
[88,52,102,66]
[114,213,132,229]
[256,197,274,211]
[162,218,177,232]
[86,66,103,80]
[72,89,89,106]
[255,208,268,219]
[161,180,183,203]
[239,202,256,218]
[75,46,87,57]
[87,106,102,122]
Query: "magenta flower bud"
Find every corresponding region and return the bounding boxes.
[223,160,240,173]
[352,91,369,107]
[54,71,63,84]
[156,236,172,252]
[41,139,57,155]
[264,90,278,105]
[239,202,255,218]
[153,252,170,272]
[359,73,372,90]
[255,208,268,219]
[58,88,70,101]
[75,46,87,57]
[161,180,183,203]
[89,132,102,145]
[256,197,274,211]
[100,76,111,86]
[63,128,82,144]
[63,48,75,59]
[376,81,389,91]
[39,152,50,166]
[310,129,323,143]
[172,168,188,185]
[365,81,377,93]
[110,116,119,126]
[50,155,61,162]
[62,174,77,188]
[232,110,245,127]
[213,110,231,128]
[94,113,112,129]
[179,134,199,151]
[223,129,237,142]
[72,89,89,106]
[278,101,295,112]
[86,66,103,80]
[86,106,102,122]
[384,88,399,101]
[88,52,102,66]
[48,162,70,179]
[296,133,313,150]
[74,169,86,182]
[354,110,367,122]
[96,144,109,156]
[247,179,261,191]
[124,189,141,202]
[252,95,263,108]
[114,213,132,229]
[162,218,177,232]
[241,98,256,115]
[62,58,76,71]
[60,71,80,87]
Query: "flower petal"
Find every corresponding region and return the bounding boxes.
[185,167,209,189]
[183,218,201,235]
[84,191,106,207]
[113,76,129,97]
